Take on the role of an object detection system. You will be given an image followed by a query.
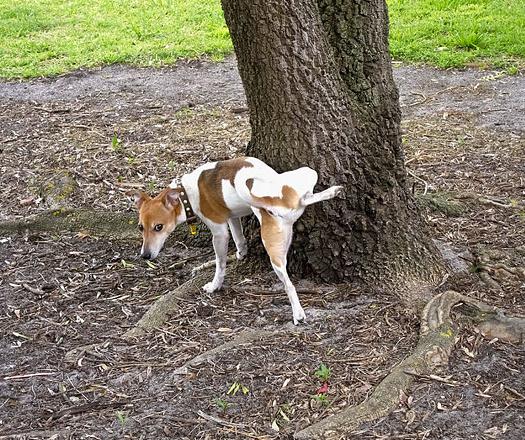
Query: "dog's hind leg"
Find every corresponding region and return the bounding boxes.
[202,223,229,293]
[258,209,306,325]
[300,185,343,207]
[228,218,247,260]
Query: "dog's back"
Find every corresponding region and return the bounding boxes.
[233,157,318,217]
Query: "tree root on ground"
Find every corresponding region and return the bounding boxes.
[294,291,525,439]
[0,209,137,239]
[123,269,215,339]
[0,208,211,246]
[191,254,237,275]
[477,262,525,291]
[173,328,280,375]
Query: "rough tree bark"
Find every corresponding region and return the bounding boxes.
[221,0,446,286]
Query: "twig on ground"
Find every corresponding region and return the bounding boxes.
[3,372,57,381]
[0,429,71,439]
[478,271,503,291]
[407,169,429,195]
[22,283,45,295]
[196,410,246,428]
[47,401,129,423]
[173,329,278,375]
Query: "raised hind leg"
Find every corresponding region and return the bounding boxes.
[301,185,343,206]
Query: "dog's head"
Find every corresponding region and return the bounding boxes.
[134,188,184,260]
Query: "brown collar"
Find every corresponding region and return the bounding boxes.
[177,184,198,225]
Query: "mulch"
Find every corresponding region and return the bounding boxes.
[0,63,524,439]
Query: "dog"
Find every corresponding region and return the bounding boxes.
[134,157,342,324]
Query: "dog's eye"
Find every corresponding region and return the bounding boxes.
[138,224,144,231]
[154,224,163,232]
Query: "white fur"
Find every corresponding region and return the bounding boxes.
[168,158,342,325]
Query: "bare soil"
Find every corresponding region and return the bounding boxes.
[0,57,524,439]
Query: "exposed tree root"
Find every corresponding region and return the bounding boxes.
[0,208,211,246]
[191,254,237,275]
[294,291,525,439]
[473,249,525,291]
[0,209,137,239]
[123,269,214,339]
[173,328,279,375]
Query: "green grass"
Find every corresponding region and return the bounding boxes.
[0,0,232,78]
[0,0,523,78]
[388,0,525,69]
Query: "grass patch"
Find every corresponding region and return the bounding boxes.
[0,0,523,78]
[388,0,525,69]
[0,0,231,78]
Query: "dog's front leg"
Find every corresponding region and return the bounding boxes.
[202,225,229,293]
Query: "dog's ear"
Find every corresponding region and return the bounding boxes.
[133,191,150,210]
[163,188,180,210]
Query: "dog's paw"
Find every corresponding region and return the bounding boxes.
[331,185,344,197]
[236,249,247,260]
[202,282,220,293]
[292,306,307,325]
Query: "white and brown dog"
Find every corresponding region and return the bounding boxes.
[134,157,342,324]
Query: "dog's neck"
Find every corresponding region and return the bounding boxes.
[170,178,198,226]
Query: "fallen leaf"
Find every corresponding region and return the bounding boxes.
[317,382,329,394]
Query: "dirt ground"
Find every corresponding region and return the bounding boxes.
[0,57,524,439]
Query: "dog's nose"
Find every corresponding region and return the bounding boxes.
[141,252,152,260]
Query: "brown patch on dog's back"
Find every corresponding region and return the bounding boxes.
[250,185,300,210]
[199,158,254,223]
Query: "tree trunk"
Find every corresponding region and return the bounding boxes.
[221,0,446,286]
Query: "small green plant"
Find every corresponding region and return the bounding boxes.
[126,156,137,166]
[147,181,157,192]
[214,398,229,412]
[313,393,330,406]
[111,134,122,152]
[469,263,483,274]
[175,107,195,119]
[115,410,127,426]
[227,381,249,396]
[167,160,176,172]
[314,363,331,382]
